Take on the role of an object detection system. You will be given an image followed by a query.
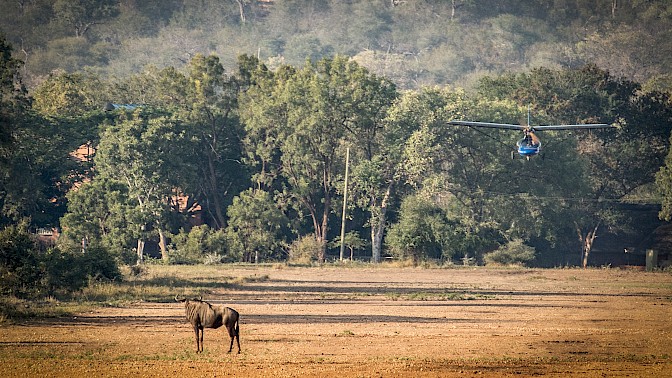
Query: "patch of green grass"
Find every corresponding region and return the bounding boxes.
[385,291,492,301]
[80,265,271,304]
[121,351,199,362]
[338,329,355,337]
[231,274,270,284]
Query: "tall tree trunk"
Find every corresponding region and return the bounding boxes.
[136,238,145,265]
[235,0,246,24]
[370,183,392,263]
[206,150,226,229]
[318,194,331,263]
[576,222,600,269]
[305,198,327,263]
[371,220,384,263]
[158,228,168,260]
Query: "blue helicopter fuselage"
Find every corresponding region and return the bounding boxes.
[516,138,541,157]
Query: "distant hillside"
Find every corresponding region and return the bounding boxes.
[1,0,671,90]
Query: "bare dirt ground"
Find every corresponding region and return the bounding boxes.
[1,266,671,377]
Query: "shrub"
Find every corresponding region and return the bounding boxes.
[0,224,41,297]
[1,223,121,297]
[42,248,89,293]
[170,225,233,264]
[386,195,467,263]
[77,244,122,281]
[42,244,121,294]
[484,239,536,266]
[288,235,323,264]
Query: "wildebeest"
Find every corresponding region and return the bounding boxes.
[175,295,241,353]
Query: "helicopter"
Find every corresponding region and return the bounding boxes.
[448,111,614,160]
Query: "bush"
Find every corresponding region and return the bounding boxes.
[169,225,233,264]
[43,243,121,294]
[386,195,466,263]
[0,224,41,297]
[42,248,89,293]
[484,239,536,266]
[288,235,323,264]
[1,224,121,297]
[82,244,121,281]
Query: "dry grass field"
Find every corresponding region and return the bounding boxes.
[1,265,671,377]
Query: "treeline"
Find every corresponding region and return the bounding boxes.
[1,0,672,91]
[3,28,672,298]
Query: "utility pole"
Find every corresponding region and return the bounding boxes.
[339,147,350,261]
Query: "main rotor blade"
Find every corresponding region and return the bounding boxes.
[448,121,526,130]
[532,124,613,130]
[449,120,615,131]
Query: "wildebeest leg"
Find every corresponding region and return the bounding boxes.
[199,327,204,353]
[227,324,241,353]
[193,325,200,353]
[234,333,241,353]
[235,322,241,353]
[227,326,234,353]
[227,322,241,353]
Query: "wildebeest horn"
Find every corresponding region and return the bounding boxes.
[175,294,181,302]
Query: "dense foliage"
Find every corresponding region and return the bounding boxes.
[1,2,672,298]
[1,0,671,91]
[0,222,120,297]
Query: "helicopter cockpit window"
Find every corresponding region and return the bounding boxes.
[518,136,539,147]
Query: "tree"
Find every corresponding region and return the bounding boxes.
[60,178,137,262]
[112,56,248,231]
[95,109,193,263]
[362,88,461,263]
[182,54,247,230]
[0,36,29,225]
[1,219,120,298]
[277,58,346,261]
[0,35,28,142]
[225,188,289,263]
[389,88,531,261]
[386,194,465,263]
[483,239,536,266]
[0,222,41,296]
[238,55,292,191]
[242,56,383,262]
[31,70,105,117]
[52,0,119,39]
[331,230,367,261]
[655,133,672,222]
[170,225,229,264]
[110,65,189,107]
[0,36,88,228]
[333,59,397,263]
[350,157,395,263]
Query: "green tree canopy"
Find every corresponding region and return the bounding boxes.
[95,108,194,262]
[225,188,289,263]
